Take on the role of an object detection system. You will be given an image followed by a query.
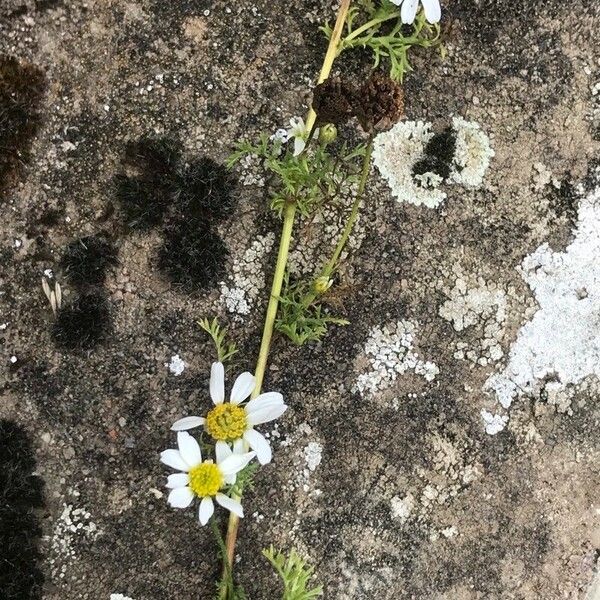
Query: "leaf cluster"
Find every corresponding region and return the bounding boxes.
[199,317,238,363]
[275,277,348,345]
[228,135,366,218]
[323,1,442,81]
[262,547,323,600]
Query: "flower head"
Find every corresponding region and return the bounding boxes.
[286,116,317,156]
[160,431,255,524]
[390,0,441,24]
[172,362,287,465]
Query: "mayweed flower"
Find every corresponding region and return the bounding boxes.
[286,116,315,156]
[172,362,287,465]
[390,0,441,25]
[161,431,255,525]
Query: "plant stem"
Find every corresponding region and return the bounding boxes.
[321,139,373,277]
[218,1,352,593]
[341,11,399,46]
[302,137,373,308]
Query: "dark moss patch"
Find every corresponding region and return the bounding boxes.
[412,127,456,180]
[115,137,236,230]
[178,157,235,223]
[158,218,228,291]
[115,136,181,230]
[0,420,44,600]
[115,135,237,292]
[0,56,46,195]
[60,235,119,287]
[548,179,578,226]
[52,292,111,349]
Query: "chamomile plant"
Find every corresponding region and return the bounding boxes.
[160,1,445,597]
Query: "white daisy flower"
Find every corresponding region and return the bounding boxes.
[171,362,287,465]
[160,431,256,525]
[286,116,318,156]
[390,0,441,25]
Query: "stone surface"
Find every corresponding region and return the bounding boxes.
[1,1,599,599]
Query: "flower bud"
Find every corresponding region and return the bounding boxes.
[313,276,333,295]
[318,124,338,145]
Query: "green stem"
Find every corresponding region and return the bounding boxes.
[341,11,399,46]
[218,2,352,594]
[322,140,373,278]
[211,518,234,599]
[252,202,297,394]
[302,138,373,308]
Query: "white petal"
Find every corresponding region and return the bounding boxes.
[215,440,232,464]
[421,0,441,23]
[246,403,288,426]
[198,496,214,525]
[166,473,189,489]
[171,416,205,431]
[232,439,246,455]
[218,451,256,476]
[401,0,419,24]
[216,493,244,518]
[160,449,190,472]
[243,429,272,465]
[167,486,194,508]
[230,372,256,404]
[288,116,304,134]
[293,137,305,156]
[177,432,202,467]
[210,362,225,404]
[245,392,284,414]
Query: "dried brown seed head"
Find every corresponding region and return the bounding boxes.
[311,77,356,126]
[355,72,405,133]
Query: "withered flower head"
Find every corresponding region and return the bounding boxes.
[311,77,356,126]
[355,72,404,133]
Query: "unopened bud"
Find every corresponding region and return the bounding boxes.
[313,276,333,295]
[319,124,338,145]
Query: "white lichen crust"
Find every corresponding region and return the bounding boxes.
[372,120,446,208]
[220,232,275,316]
[484,179,600,423]
[354,319,439,397]
[372,117,494,208]
[450,116,495,188]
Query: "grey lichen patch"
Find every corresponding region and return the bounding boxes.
[438,264,520,367]
[353,319,439,399]
[219,232,275,317]
[372,117,494,208]
[484,176,600,430]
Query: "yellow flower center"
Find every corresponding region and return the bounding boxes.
[188,462,223,498]
[206,403,247,442]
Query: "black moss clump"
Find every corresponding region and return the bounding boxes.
[158,219,228,291]
[115,137,181,230]
[425,128,457,166]
[0,56,46,193]
[115,135,238,292]
[178,157,235,222]
[52,292,111,349]
[60,235,118,287]
[0,420,44,600]
[412,127,457,180]
[412,156,450,180]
